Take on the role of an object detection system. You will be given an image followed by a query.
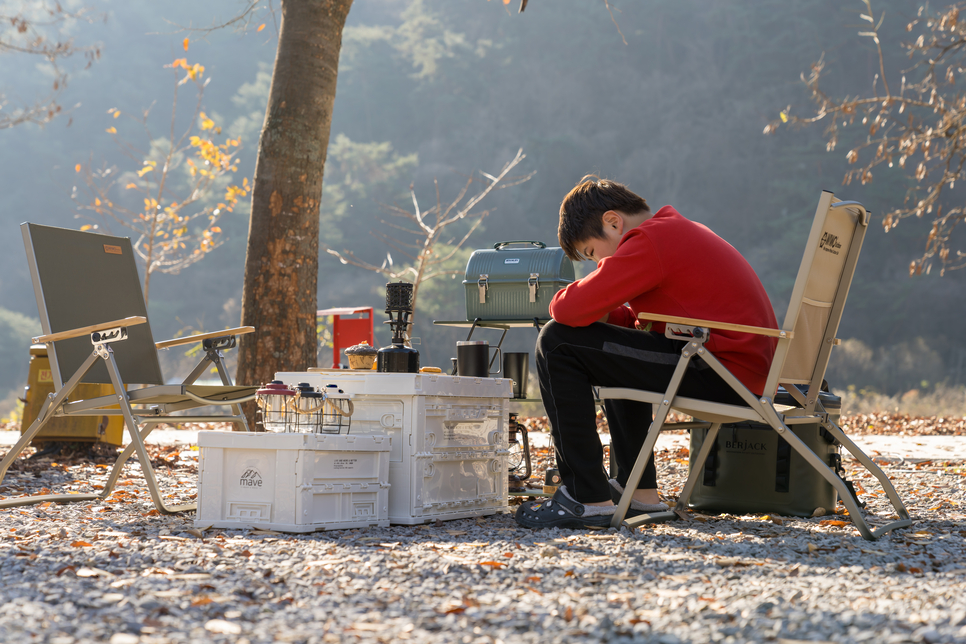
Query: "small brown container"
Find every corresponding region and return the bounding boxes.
[344,342,378,370]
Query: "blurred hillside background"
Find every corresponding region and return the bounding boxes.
[2,0,964,418]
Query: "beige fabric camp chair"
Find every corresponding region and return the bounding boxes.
[600,191,911,541]
[0,223,258,514]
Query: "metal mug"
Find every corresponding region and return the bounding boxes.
[456,340,501,378]
[502,352,529,398]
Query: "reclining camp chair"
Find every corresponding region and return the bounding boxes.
[601,191,911,541]
[0,223,259,514]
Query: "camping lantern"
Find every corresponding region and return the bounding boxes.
[319,384,354,434]
[290,382,326,433]
[255,381,295,432]
[377,281,420,373]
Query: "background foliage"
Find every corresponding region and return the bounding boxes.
[1,0,964,417]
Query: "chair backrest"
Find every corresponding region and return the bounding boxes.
[763,192,869,406]
[22,223,165,388]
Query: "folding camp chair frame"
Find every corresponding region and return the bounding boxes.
[0,223,259,514]
[599,192,912,541]
[0,318,257,514]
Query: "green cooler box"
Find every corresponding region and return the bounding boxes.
[687,390,843,517]
[463,241,574,321]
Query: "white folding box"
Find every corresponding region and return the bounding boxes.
[275,371,512,525]
[194,432,390,532]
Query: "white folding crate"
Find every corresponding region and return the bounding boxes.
[275,370,512,525]
[194,431,390,532]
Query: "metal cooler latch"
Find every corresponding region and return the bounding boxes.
[528,273,540,303]
[478,274,489,304]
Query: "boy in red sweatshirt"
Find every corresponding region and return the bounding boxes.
[515,177,778,529]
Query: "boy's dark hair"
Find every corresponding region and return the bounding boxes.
[558,176,650,261]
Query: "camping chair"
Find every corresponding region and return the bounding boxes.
[0,223,259,514]
[601,191,911,541]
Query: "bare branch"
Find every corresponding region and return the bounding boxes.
[602,0,627,46]
[0,2,102,130]
[410,183,433,234]
[324,247,416,280]
[427,217,487,265]
[331,148,532,330]
[438,148,526,227]
[421,269,465,281]
[767,2,966,275]
[164,0,268,36]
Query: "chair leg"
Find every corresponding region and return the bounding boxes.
[620,422,723,530]
[0,409,53,483]
[213,354,250,432]
[0,411,100,508]
[610,415,671,528]
[819,419,913,538]
[675,422,721,513]
[610,348,696,528]
[0,352,103,508]
[757,404,908,541]
[102,352,196,514]
[96,419,163,500]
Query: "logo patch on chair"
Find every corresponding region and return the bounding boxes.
[819,232,842,255]
[103,244,123,255]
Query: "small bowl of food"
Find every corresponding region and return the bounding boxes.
[344,342,378,370]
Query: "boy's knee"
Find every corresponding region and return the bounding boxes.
[537,319,595,355]
[536,319,568,354]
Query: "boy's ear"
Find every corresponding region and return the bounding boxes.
[601,210,623,234]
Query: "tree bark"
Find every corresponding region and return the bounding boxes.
[237,0,353,421]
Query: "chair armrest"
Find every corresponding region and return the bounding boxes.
[155,326,255,350]
[637,312,792,339]
[33,316,147,344]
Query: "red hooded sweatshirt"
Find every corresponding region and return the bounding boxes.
[549,206,778,395]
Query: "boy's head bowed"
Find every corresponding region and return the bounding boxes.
[558,176,650,261]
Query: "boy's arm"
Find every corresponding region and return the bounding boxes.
[549,231,663,327]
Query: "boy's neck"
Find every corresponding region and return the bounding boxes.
[619,210,652,230]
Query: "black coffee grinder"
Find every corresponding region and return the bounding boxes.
[377,281,420,373]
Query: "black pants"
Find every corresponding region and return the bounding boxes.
[535,320,746,503]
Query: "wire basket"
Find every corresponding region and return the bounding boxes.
[320,384,354,434]
[255,381,296,432]
[288,383,354,434]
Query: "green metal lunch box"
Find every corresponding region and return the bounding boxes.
[462,241,575,321]
[687,390,843,517]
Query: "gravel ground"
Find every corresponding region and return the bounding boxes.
[2,436,966,644]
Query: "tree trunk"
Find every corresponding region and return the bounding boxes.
[237,0,353,425]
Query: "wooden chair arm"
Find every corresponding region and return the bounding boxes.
[33,316,147,344]
[637,312,792,339]
[155,326,255,350]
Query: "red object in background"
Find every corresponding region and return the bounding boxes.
[318,306,375,368]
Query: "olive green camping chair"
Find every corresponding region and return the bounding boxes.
[601,191,912,541]
[0,223,258,514]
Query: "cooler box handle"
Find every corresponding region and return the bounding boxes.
[493,240,547,250]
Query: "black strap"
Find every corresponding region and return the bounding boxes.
[829,452,866,508]
[549,487,585,516]
[701,429,718,487]
[775,436,792,493]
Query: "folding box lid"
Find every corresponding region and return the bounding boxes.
[275,371,512,398]
[197,431,391,450]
